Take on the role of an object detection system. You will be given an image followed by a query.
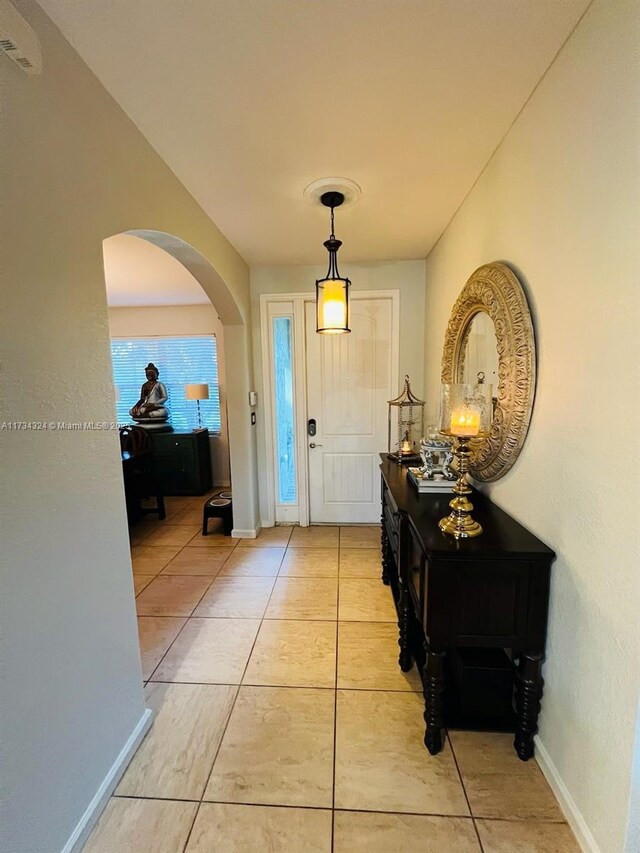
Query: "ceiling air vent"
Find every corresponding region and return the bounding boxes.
[0,0,42,75]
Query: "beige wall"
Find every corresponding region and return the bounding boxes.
[422,1,640,850]
[108,305,231,486]
[251,260,426,524]
[1,2,257,851]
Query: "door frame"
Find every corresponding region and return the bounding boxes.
[260,290,400,527]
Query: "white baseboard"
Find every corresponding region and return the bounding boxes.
[232,526,261,539]
[534,735,601,853]
[61,708,153,853]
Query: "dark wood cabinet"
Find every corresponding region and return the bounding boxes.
[380,457,555,761]
[148,430,212,496]
[122,449,165,526]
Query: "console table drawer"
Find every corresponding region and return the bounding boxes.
[383,502,399,537]
[407,523,426,616]
[452,561,530,645]
[384,511,400,561]
[382,485,401,561]
[423,559,532,647]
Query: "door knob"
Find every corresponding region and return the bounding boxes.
[309,442,323,449]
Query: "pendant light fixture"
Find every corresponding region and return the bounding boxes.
[315,191,351,335]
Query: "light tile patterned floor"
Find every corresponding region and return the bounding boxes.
[84,509,579,852]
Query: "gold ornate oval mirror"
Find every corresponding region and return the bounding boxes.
[441,262,536,481]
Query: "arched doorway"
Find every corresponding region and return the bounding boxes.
[107,229,258,538]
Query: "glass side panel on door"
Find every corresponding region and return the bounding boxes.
[273,316,297,505]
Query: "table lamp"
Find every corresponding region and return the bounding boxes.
[438,382,492,538]
[185,383,209,430]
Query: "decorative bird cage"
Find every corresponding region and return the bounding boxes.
[387,375,425,463]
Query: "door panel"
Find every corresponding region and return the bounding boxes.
[306,296,395,523]
[321,314,376,436]
[322,453,375,504]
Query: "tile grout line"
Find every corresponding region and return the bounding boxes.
[138,521,239,678]
[128,506,228,850]
[195,533,291,815]
[143,572,220,681]
[144,561,271,684]
[133,519,237,591]
[446,731,485,852]
[143,680,421,694]
[136,539,205,675]
[140,532,403,693]
[330,536,342,853]
[192,529,338,839]
[137,614,397,623]
[179,801,201,853]
[144,617,192,682]
[130,529,291,817]
[131,526,502,849]
[113,791,489,820]
[204,800,474,819]
[194,683,242,808]
[128,526,568,841]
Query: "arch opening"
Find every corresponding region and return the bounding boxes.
[102,229,258,540]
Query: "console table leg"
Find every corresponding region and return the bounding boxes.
[381,523,391,585]
[423,647,446,755]
[514,652,544,761]
[398,582,412,672]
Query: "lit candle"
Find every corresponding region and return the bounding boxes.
[401,438,412,453]
[321,280,347,330]
[450,409,480,436]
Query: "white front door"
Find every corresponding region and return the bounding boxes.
[305,296,396,523]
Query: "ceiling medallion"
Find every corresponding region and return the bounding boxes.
[303,176,362,207]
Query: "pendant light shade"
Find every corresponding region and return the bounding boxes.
[315,191,351,334]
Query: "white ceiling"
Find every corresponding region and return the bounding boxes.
[103,234,210,306]
[40,0,588,266]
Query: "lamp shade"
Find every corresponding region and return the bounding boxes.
[185,383,209,401]
[316,277,350,334]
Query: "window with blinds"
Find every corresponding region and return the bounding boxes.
[111,336,221,433]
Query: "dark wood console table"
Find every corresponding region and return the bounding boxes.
[380,457,555,761]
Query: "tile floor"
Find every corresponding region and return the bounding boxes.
[84,495,579,852]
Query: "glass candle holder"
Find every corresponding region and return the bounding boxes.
[438,382,492,538]
[439,382,493,438]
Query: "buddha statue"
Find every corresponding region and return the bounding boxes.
[130,363,170,429]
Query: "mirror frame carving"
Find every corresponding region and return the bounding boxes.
[441,262,536,481]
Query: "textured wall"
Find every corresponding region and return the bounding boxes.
[1,1,254,851]
[422,1,640,850]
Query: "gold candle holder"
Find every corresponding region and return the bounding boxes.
[438,435,483,538]
[438,382,493,539]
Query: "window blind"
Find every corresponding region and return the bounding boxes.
[111,335,221,433]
